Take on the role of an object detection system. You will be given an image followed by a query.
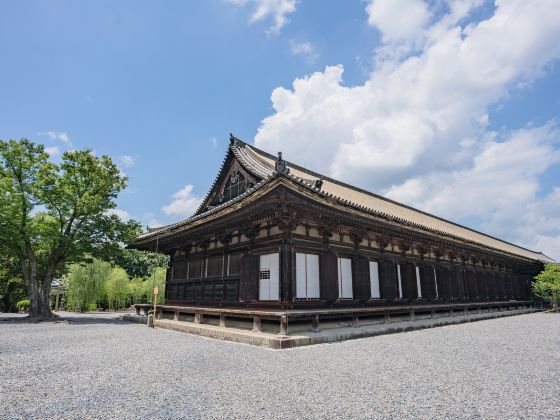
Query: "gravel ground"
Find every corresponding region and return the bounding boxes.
[0,312,559,419]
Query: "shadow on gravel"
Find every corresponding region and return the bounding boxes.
[62,316,130,325]
[0,314,132,325]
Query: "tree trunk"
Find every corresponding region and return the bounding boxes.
[28,275,55,321]
[553,290,559,313]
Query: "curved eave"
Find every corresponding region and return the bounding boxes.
[132,173,552,264]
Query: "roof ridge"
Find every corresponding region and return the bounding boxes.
[232,135,548,258]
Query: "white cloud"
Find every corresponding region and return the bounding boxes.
[44,146,60,157]
[162,184,203,218]
[366,0,431,43]
[37,131,71,145]
[228,0,297,35]
[119,155,136,168]
[148,218,164,228]
[290,40,319,62]
[253,0,560,260]
[210,137,218,148]
[106,208,131,221]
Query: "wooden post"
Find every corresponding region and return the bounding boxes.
[219,313,226,327]
[252,316,262,332]
[55,290,60,312]
[279,315,288,335]
[352,314,359,327]
[153,287,159,324]
[312,315,320,332]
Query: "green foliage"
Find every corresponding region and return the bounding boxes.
[0,255,27,312]
[144,268,166,304]
[87,303,97,312]
[114,249,168,279]
[533,264,560,312]
[16,299,30,312]
[66,259,112,313]
[0,138,142,318]
[129,278,146,304]
[104,267,130,310]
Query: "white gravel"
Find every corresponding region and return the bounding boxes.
[0,312,559,419]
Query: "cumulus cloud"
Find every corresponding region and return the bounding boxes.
[290,40,319,62]
[253,0,560,259]
[162,184,203,218]
[228,0,297,35]
[106,208,131,221]
[37,131,71,145]
[44,146,60,157]
[366,0,431,43]
[119,155,137,168]
[148,218,164,229]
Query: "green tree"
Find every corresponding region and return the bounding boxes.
[114,248,168,279]
[104,267,130,310]
[144,267,166,304]
[0,139,141,320]
[0,254,27,312]
[66,259,112,313]
[533,264,560,312]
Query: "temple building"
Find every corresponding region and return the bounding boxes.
[132,135,554,310]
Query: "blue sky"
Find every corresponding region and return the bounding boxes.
[1,0,560,259]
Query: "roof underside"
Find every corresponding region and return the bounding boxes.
[138,136,555,263]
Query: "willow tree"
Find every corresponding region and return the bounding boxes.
[0,139,141,320]
[104,267,130,310]
[66,259,112,312]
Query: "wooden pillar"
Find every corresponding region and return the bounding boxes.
[397,262,403,300]
[319,252,338,302]
[353,256,370,302]
[239,253,258,302]
[281,244,293,302]
[379,259,398,301]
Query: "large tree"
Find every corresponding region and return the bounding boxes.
[533,264,560,313]
[0,139,141,320]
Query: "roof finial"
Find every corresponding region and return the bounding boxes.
[275,151,290,175]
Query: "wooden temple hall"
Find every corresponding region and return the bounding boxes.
[132,134,553,337]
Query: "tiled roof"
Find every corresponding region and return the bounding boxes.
[232,138,554,263]
[138,136,554,263]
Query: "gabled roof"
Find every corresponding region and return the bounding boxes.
[138,135,555,263]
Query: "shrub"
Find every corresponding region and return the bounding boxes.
[87,303,97,312]
[16,299,30,313]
